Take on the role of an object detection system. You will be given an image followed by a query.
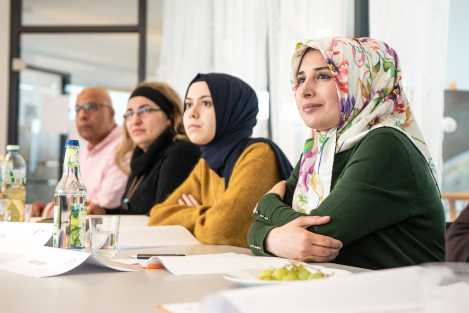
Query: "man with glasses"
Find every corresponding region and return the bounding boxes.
[32,88,129,217]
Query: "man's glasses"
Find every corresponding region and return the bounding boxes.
[124,107,162,120]
[75,103,112,114]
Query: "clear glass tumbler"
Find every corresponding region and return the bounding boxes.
[88,215,121,256]
[0,199,12,222]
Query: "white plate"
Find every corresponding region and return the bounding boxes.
[223,264,352,287]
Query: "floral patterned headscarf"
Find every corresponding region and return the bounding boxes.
[291,37,438,214]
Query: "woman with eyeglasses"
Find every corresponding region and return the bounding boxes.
[88,82,201,215]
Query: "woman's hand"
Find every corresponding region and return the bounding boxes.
[178,194,201,207]
[31,201,47,217]
[265,216,343,262]
[253,181,287,213]
[86,202,106,215]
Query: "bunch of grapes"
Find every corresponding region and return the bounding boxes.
[258,261,330,281]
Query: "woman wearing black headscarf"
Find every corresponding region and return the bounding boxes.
[148,73,292,248]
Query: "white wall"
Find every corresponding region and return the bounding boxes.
[0,0,10,156]
[445,0,469,91]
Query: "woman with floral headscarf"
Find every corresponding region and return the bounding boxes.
[248,37,445,270]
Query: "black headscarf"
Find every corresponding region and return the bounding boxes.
[186,73,293,188]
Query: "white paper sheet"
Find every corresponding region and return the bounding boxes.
[202,266,425,313]
[157,302,200,313]
[119,215,150,228]
[0,222,54,254]
[112,253,294,275]
[426,282,469,313]
[0,246,135,278]
[117,225,201,249]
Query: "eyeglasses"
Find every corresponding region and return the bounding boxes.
[124,107,162,120]
[75,102,112,114]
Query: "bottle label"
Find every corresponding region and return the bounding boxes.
[53,206,59,247]
[65,149,79,167]
[70,204,86,249]
[1,169,26,186]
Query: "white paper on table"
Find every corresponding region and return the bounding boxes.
[0,222,54,254]
[117,225,201,249]
[41,95,70,134]
[110,253,247,269]
[111,253,293,275]
[0,246,136,278]
[426,282,469,313]
[119,215,150,228]
[202,266,425,313]
[157,302,200,313]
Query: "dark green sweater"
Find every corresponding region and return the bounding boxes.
[248,127,445,270]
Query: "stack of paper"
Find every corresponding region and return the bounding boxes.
[117,225,201,249]
[202,266,424,313]
[0,222,54,254]
[119,215,150,228]
[111,253,292,275]
[0,246,135,278]
[199,266,469,313]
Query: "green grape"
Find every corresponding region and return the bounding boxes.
[272,268,288,280]
[282,269,299,281]
[297,266,311,280]
[308,271,326,279]
[258,269,273,280]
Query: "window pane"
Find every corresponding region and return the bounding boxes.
[19,69,63,203]
[19,33,138,203]
[22,0,138,26]
[21,33,138,89]
[146,0,163,80]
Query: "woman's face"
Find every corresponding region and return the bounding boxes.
[125,96,171,152]
[295,49,341,130]
[184,81,216,145]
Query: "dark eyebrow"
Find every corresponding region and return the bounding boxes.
[314,66,330,71]
[126,104,151,111]
[297,67,331,77]
[185,95,212,101]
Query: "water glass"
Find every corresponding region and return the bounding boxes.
[24,204,32,222]
[0,199,11,222]
[88,215,120,256]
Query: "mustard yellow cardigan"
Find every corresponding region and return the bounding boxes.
[148,142,280,248]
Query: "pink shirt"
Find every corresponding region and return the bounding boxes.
[79,126,129,208]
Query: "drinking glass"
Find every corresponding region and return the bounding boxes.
[88,215,120,256]
[24,204,32,222]
[0,199,12,222]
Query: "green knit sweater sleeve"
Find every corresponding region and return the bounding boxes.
[252,157,301,226]
[248,128,428,255]
[247,159,300,255]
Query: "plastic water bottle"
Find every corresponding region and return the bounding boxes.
[53,140,87,249]
[0,145,27,222]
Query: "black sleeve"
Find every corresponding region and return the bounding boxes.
[446,204,469,262]
[154,143,201,204]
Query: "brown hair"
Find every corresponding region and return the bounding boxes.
[114,81,188,174]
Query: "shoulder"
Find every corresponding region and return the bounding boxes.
[355,127,418,159]
[108,126,124,150]
[164,140,201,156]
[238,141,276,163]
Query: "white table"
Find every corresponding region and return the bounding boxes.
[0,244,369,313]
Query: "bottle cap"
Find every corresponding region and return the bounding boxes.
[6,145,20,151]
[65,140,80,146]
